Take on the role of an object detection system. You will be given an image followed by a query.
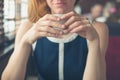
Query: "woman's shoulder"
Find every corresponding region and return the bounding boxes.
[92,21,108,31]
[92,21,109,36]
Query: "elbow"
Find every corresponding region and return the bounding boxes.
[1,71,14,80]
[1,71,20,80]
[1,71,10,80]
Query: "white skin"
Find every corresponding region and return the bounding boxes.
[2,0,108,80]
[47,0,76,14]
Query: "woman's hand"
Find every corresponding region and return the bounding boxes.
[22,14,64,45]
[61,11,99,42]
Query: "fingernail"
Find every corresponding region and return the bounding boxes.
[60,16,64,20]
[62,25,65,29]
[59,31,63,35]
[70,30,75,33]
[52,34,55,37]
[57,18,60,21]
[63,30,68,34]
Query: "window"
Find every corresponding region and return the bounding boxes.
[4,0,15,35]
[21,0,28,19]
[3,0,28,38]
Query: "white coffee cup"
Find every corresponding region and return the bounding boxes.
[53,14,71,38]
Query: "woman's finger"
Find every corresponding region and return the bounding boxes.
[63,19,89,34]
[60,11,76,20]
[38,26,61,34]
[37,31,62,38]
[69,18,91,30]
[38,20,65,30]
[70,24,89,33]
[37,32,56,37]
[42,14,60,21]
[62,15,89,31]
[68,21,83,31]
[64,16,80,27]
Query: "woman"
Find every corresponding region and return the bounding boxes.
[2,0,108,80]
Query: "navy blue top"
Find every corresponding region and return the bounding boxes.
[34,36,88,80]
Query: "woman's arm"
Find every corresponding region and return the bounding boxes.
[83,22,109,80]
[1,21,33,80]
[60,11,109,80]
[1,14,63,80]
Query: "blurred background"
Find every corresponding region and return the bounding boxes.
[0,0,120,80]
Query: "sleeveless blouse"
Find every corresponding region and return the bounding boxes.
[33,34,88,80]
